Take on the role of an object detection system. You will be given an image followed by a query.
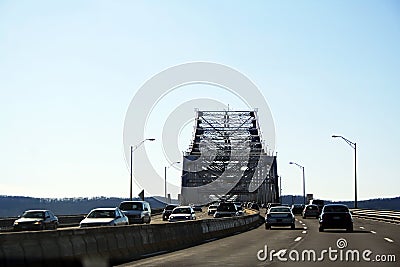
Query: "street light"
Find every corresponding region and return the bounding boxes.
[332,135,357,208]
[130,138,156,200]
[289,161,306,205]
[165,161,180,203]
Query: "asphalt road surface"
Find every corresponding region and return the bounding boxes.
[118,215,399,267]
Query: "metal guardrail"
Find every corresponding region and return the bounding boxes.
[351,209,400,224]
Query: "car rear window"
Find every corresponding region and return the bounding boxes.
[324,205,349,212]
[270,208,290,213]
[217,203,237,212]
[307,205,318,210]
[120,202,143,211]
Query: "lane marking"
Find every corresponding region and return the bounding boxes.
[302,230,307,234]
[299,221,303,224]
[384,238,394,243]
[294,236,302,242]
[303,227,307,230]
[370,231,376,234]
[359,226,365,229]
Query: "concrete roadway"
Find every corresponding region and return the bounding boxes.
[117,215,399,267]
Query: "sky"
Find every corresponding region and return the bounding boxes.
[0,0,399,201]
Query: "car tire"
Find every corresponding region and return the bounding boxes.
[319,227,324,232]
[53,223,58,230]
[303,215,306,219]
[291,224,295,229]
[347,225,353,232]
[265,224,270,230]
[146,217,151,224]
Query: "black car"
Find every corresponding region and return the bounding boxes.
[162,204,178,221]
[291,204,305,215]
[13,210,58,231]
[214,202,238,218]
[319,204,353,232]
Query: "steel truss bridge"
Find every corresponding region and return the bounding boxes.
[180,110,279,205]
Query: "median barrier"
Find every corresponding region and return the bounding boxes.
[0,213,263,266]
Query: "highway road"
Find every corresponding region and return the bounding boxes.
[118,214,399,267]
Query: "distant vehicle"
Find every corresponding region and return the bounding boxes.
[168,206,196,222]
[119,201,151,224]
[79,207,128,228]
[214,202,239,218]
[207,204,218,215]
[319,204,353,232]
[191,204,203,212]
[309,199,325,213]
[249,203,260,211]
[302,204,319,219]
[265,206,295,229]
[291,204,305,215]
[162,204,178,221]
[235,203,244,216]
[13,210,58,231]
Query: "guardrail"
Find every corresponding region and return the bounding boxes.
[351,209,400,224]
[0,213,263,266]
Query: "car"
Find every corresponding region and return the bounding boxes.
[168,206,196,222]
[291,204,305,215]
[265,206,295,229]
[309,199,325,214]
[119,201,151,224]
[213,202,239,218]
[192,205,203,212]
[235,203,244,216]
[249,203,260,210]
[302,204,319,218]
[13,210,58,231]
[207,204,218,215]
[319,204,353,232]
[80,207,128,228]
[162,204,178,221]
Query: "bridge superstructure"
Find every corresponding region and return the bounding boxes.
[180,110,279,205]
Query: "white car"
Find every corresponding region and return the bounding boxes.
[168,206,196,222]
[80,207,129,227]
[265,206,295,229]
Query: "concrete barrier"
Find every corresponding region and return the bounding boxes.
[0,214,262,266]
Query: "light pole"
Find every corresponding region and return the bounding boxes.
[332,135,357,208]
[165,161,180,203]
[289,162,306,205]
[130,138,155,200]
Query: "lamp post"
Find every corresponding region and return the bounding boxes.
[130,138,155,200]
[289,162,306,205]
[332,135,357,208]
[165,161,180,203]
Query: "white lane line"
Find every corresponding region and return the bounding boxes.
[370,230,376,234]
[384,238,394,243]
[302,230,307,234]
[303,227,307,230]
[299,221,303,224]
[359,226,365,229]
[294,236,302,242]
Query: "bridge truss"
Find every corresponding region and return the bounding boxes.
[181,110,279,205]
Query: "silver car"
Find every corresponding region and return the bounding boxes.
[80,207,129,227]
[265,206,295,229]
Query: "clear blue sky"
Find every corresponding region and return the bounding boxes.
[1,1,399,201]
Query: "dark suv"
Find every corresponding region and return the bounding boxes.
[319,204,353,232]
[213,202,238,218]
[162,204,178,221]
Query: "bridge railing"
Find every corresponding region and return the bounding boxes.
[351,209,400,224]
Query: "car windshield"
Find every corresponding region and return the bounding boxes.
[87,210,115,218]
[270,208,290,213]
[173,208,191,214]
[120,202,142,211]
[22,211,45,219]
[324,206,349,212]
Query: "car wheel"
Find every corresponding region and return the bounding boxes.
[41,224,46,230]
[291,224,295,229]
[319,227,324,232]
[303,215,306,219]
[53,223,58,230]
[265,224,270,230]
[347,225,353,232]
